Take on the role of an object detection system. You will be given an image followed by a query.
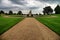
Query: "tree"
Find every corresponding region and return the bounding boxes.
[43,11,46,15]
[17,11,22,15]
[9,10,13,15]
[0,10,5,16]
[39,13,42,15]
[54,5,60,14]
[0,10,4,14]
[5,13,8,15]
[0,11,1,16]
[43,6,53,15]
[13,13,16,15]
[36,13,38,15]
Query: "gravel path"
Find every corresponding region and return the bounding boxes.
[1,18,60,40]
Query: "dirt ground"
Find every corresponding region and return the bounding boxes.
[0,18,60,40]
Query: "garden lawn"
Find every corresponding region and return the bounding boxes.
[36,14,60,35]
[0,17,23,35]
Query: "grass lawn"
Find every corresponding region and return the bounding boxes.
[0,16,23,35]
[36,14,60,35]
[8,15,24,17]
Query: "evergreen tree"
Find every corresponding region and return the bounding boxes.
[54,5,60,14]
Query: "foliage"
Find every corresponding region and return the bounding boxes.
[39,13,42,15]
[36,14,38,15]
[17,11,22,15]
[0,10,4,14]
[54,5,60,14]
[43,6,53,15]
[9,10,13,15]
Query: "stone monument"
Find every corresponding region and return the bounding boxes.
[27,10,33,17]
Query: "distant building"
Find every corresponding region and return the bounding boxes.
[27,10,33,17]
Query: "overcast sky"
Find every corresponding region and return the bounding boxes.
[0,0,60,14]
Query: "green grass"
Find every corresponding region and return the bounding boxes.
[0,16,23,35]
[8,15,24,17]
[36,14,60,35]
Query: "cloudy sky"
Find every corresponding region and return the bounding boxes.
[0,0,60,14]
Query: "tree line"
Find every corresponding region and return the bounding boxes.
[0,10,23,15]
[43,5,60,15]
[0,5,60,15]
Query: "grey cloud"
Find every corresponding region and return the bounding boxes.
[9,0,40,10]
[0,0,27,10]
[10,0,27,5]
[0,0,2,3]
[0,0,2,2]
[36,0,60,3]
[36,0,60,2]
[0,6,16,9]
[0,6,23,10]
[28,7,39,9]
[0,0,60,13]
